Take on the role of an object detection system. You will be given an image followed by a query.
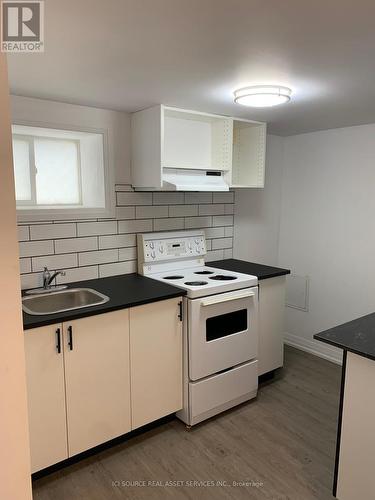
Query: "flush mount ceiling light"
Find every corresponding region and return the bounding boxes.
[233,85,292,108]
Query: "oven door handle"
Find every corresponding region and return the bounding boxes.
[200,290,255,307]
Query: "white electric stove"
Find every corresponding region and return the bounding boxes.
[137,230,259,426]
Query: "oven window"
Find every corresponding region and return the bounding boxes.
[206,309,248,341]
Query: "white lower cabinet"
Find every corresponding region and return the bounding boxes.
[129,297,183,429]
[63,310,131,456]
[24,298,183,473]
[24,324,68,473]
[258,276,286,376]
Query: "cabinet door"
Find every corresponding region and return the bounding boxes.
[24,324,68,473]
[130,297,183,429]
[63,310,131,456]
[258,276,286,376]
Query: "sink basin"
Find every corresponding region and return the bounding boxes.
[22,288,110,315]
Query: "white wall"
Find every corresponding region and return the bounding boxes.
[279,123,375,362]
[0,57,32,500]
[233,134,284,265]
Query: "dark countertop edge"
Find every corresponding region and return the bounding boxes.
[208,259,291,280]
[256,270,291,280]
[313,333,375,362]
[23,291,185,330]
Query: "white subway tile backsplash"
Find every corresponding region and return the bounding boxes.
[20,220,53,225]
[19,240,54,258]
[154,218,184,231]
[224,248,233,259]
[153,192,184,205]
[30,223,76,240]
[136,205,168,219]
[119,247,137,261]
[185,192,212,204]
[205,250,225,261]
[18,225,29,241]
[117,192,152,206]
[99,260,137,278]
[32,253,78,272]
[55,237,98,254]
[115,206,136,220]
[77,221,117,237]
[212,215,234,227]
[118,219,153,234]
[20,258,31,274]
[204,227,225,239]
[57,266,99,284]
[169,205,198,217]
[18,186,234,288]
[213,192,234,204]
[212,237,233,250]
[79,249,118,266]
[99,234,136,249]
[224,226,234,237]
[21,272,43,290]
[199,204,225,216]
[185,216,212,229]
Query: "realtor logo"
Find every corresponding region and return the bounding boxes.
[1,1,44,52]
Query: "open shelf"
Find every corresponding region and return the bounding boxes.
[231,119,266,188]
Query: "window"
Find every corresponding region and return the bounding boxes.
[12,124,114,220]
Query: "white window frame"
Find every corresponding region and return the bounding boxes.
[13,120,115,222]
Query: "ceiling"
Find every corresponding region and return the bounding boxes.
[7,0,375,135]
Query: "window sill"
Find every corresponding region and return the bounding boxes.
[16,205,115,222]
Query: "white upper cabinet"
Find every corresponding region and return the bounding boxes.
[131,105,266,191]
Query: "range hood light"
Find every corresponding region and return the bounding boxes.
[233,85,292,108]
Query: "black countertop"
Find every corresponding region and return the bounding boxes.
[23,273,186,330]
[314,312,375,362]
[209,259,290,280]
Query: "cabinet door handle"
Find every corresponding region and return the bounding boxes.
[67,325,73,351]
[56,328,61,354]
[178,301,183,322]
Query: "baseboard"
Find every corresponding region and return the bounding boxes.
[284,332,343,365]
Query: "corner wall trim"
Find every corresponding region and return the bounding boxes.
[284,331,343,365]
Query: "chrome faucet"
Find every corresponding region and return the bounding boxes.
[43,267,66,290]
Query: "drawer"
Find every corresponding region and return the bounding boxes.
[189,360,258,420]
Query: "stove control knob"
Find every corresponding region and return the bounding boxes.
[159,245,164,254]
[151,251,156,259]
[150,242,155,249]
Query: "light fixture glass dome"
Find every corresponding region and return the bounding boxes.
[234,85,292,108]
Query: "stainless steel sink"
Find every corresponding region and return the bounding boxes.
[22,288,110,315]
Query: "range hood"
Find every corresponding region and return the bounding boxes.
[162,168,229,192]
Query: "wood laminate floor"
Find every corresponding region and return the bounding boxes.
[32,346,341,500]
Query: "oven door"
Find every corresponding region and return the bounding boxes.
[188,287,258,381]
